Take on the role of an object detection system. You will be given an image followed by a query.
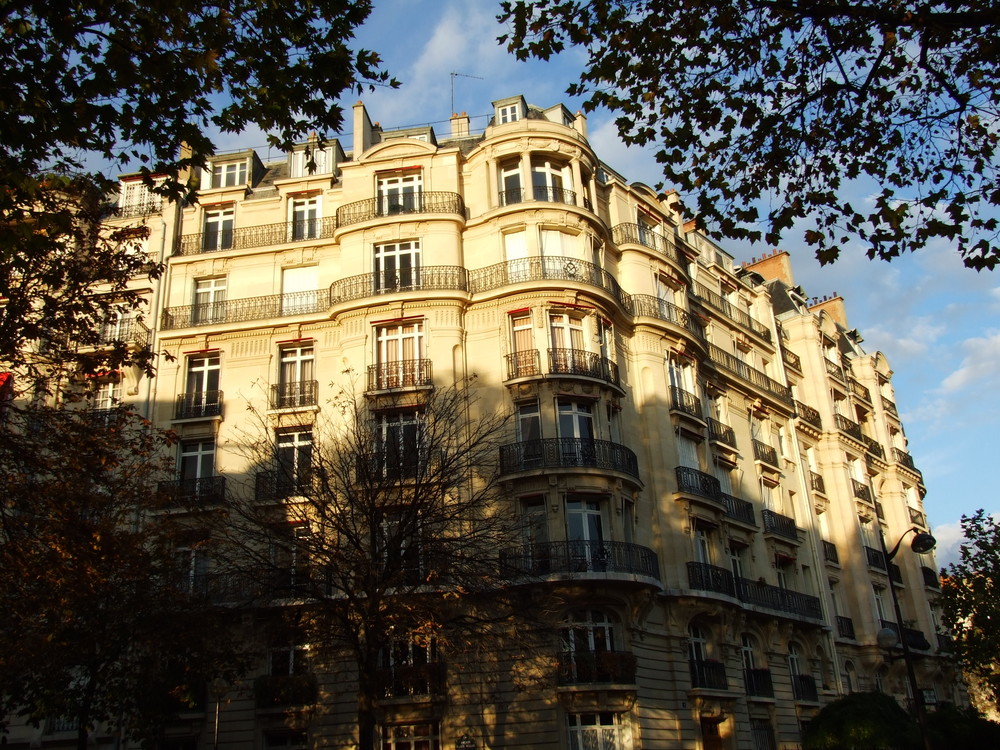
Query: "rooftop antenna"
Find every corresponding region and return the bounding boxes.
[450,72,484,116]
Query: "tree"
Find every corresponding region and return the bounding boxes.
[216,378,539,750]
[940,509,1000,713]
[0,0,395,372]
[802,691,920,750]
[0,401,245,749]
[499,0,1000,270]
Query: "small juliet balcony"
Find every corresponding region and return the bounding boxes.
[791,674,819,703]
[690,659,729,690]
[175,390,223,420]
[367,359,433,392]
[254,470,313,503]
[500,438,639,480]
[548,348,620,387]
[558,650,637,686]
[156,476,226,507]
[879,620,932,651]
[336,191,465,227]
[822,540,839,564]
[795,400,822,429]
[852,478,873,503]
[707,418,737,448]
[97,317,150,349]
[270,380,318,409]
[761,509,798,541]
[670,386,703,420]
[836,615,856,640]
[505,349,542,379]
[893,447,917,470]
[835,413,863,441]
[744,668,774,698]
[254,673,318,709]
[865,544,887,570]
[375,662,446,699]
[752,439,779,466]
[500,540,660,581]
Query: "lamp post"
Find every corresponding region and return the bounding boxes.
[875,526,936,750]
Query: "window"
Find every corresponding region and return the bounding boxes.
[276,344,315,407]
[193,277,227,324]
[741,633,757,672]
[290,145,333,177]
[382,723,440,750]
[562,610,620,682]
[374,240,421,292]
[549,312,586,360]
[844,660,858,693]
[516,400,542,445]
[729,543,746,578]
[508,312,537,377]
[521,496,548,546]
[374,321,425,388]
[179,440,214,482]
[202,207,234,251]
[677,434,700,469]
[503,229,528,260]
[566,497,604,548]
[499,159,522,205]
[174,545,208,594]
[376,170,422,215]
[375,411,423,479]
[94,379,121,411]
[567,712,630,750]
[270,525,310,595]
[531,158,569,202]
[211,161,247,188]
[276,429,312,494]
[378,512,424,583]
[558,400,595,465]
[694,526,713,565]
[379,636,439,696]
[497,102,521,124]
[290,196,319,240]
[750,719,777,750]
[181,354,221,417]
[270,643,309,676]
[787,642,802,676]
[540,228,580,259]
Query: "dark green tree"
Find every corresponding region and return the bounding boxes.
[802,692,920,750]
[499,0,1000,269]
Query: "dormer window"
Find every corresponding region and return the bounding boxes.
[210,161,247,188]
[498,103,521,124]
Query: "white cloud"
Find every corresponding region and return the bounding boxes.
[940,330,1000,393]
[931,520,965,570]
[864,317,947,360]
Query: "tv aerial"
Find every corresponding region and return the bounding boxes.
[450,72,484,116]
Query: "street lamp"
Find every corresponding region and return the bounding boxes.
[876,526,936,750]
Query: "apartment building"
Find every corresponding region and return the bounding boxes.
[4,95,961,750]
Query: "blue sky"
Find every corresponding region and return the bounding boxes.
[214,0,999,568]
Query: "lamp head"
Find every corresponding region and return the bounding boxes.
[911,532,937,554]
[877,627,899,650]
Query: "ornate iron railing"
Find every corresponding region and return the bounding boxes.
[505,349,541,379]
[690,659,729,690]
[879,620,932,651]
[792,674,819,702]
[548,348,620,386]
[836,615,856,639]
[893,448,916,470]
[175,390,223,420]
[179,216,337,255]
[670,386,702,418]
[795,400,822,429]
[270,380,318,409]
[610,223,684,265]
[374,662,446,698]
[810,471,826,494]
[706,343,792,404]
[690,281,771,341]
[864,545,887,570]
[852,479,873,503]
[862,433,884,458]
[330,265,468,304]
[721,493,756,526]
[737,577,823,618]
[782,348,802,370]
[116,199,162,218]
[336,191,464,226]
[753,439,779,466]
[882,396,898,416]
[98,317,150,348]
[890,562,903,584]
[500,540,660,579]
[468,256,633,314]
[367,359,433,391]
[707,418,737,447]
[497,186,577,207]
[557,651,638,685]
[825,359,845,380]
[254,470,314,503]
[909,507,927,527]
[849,378,872,402]
[499,438,640,479]
[162,289,331,329]
[675,466,722,501]
[762,509,797,541]
[834,413,863,440]
[744,668,774,698]
[687,562,736,597]
[632,294,704,336]
[822,540,839,564]
[156,476,226,507]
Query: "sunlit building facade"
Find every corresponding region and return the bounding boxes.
[4,95,961,750]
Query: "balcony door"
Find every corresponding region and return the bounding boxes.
[376,321,424,388]
[290,196,319,240]
[558,400,594,465]
[185,355,220,414]
[566,497,605,570]
[374,240,421,293]
[281,266,319,316]
[376,171,422,215]
[193,277,226,324]
[550,313,587,374]
[278,345,315,407]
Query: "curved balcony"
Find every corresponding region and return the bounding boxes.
[611,222,685,266]
[632,294,704,338]
[498,185,580,208]
[558,650,637,686]
[468,256,633,315]
[178,217,337,255]
[330,265,467,304]
[500,540,660,581]
[500,438,639,480]
[548,348,620,387]
[336,191,464,227]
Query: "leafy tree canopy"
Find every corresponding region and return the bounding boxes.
[499,0,1000,269]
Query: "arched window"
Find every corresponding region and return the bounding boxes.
[844,660,857,693]
[689,622,727,690]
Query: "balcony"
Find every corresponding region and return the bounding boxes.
[498,185,577,207]
[744,668,774,698]
[752,439,779,466]
[862,433,884,458]
[254,470,311,503]
[879,620,932,651]
[781,348,801,371]
[270,380,318,409]
[558,650,637,686]
[835,413,863,441]
[500,540,660,580]
[98,317,150,349]
[851,478,873,503]
[548,348,620,387]
[706,343,792,404]
[468,256,633,315]
[791,674,819,702]
[330,265,468,304]
[157,476,226,507]
[505,349,541,379]
[670,385,703,419]
[761,509,797,541]
[178,216,337,255]
[889,562,903,585]
[921,566,940,589]
[849,379,872,402]
[690,282,771,342]
[882,396,898,416]
[690,659,729,690]
[500,438,639,479]
[632,294,704,337]
[254,674,318,708]
[795,400,822,429]
[174,390,223,420]
[735,577,822,619]
[687,562,736,597]
[611,222,684,265]
[822,540,839,564]
[336,191,464,227]
[836,615,856,640]
[909,507,927,527]
[893,448,917,470]
[864,545,887,571]
[675,466,722,501]
[707,418,737,448]
[162,289,331,329]
[375,662,446,699]
[810,470,826,494]
[825,359,845,380]
[721,493,756,526]
[367,359,433,392]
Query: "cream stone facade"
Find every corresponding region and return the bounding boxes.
[4,96,962,750]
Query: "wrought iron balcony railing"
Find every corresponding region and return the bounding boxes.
[254,470,313,503]
[179,216,337,255]
[893,448,917,470]
[367,359,433,391]
[610,223,684,265]
[721,493,756,526]
[557,650,638,686]
[254,674,318,708]
[162,289,331,329]
[706,343,792,404]
[98,317,150,348]
[822,540,839,564]
[736,577,823,619]
[690,659,729,690]
[753,439,779,466]
[505,349,541,380]
[744,668,774,698]
[795,400,822,429]
[156,476,226,507]
[632,294,704,337]
[548,348,620,386]
[675,466,722,501]
[810,470,826,494]
[921,566,940,588]
[497,185,578,207]
[690,282,772,341]
[707,418,737,447]
[864,545,887,570]
[835,413,863,440]
[825,359,846,380]
[849,378,872,402]
[882,396,898,416]
[862,433,884,458]
[270,380,318,409]
[781,348,802,370]
[762,509,797,541]
[851,479,873,503]
[336,191,464,226]
[330,265,468,304]
[175,390,223,420]
[792,674,819,702]
[500,540,660,580]
[374,662,446,698]
[909,507,927,527]
[890,562,903,585]
[499,438,639,479]
[687,562,736,597]
[670,385,703,418]
[836,615,856,640]
[116,199,163,219]
[468,256,633,315]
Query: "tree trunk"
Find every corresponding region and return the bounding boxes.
[357,648,380,750]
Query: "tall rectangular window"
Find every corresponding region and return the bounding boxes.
[558,400,596,465]
[375,411,423,479]
[202,207,234,251]
[376,170,422,215]
[508,312,537,377]
[567,712,629,750]
[531,158,568,202]
[499,160,522,205]
[549,312,586,351]
[179,439,215,481]
[375,321,424,388]
[193,277,227,324]
[277,345,315,407]
[290,196,319,240]
[276,428,313,494]
[381,723,440,750]
[181,354,221,417]
[374,240,421,292]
